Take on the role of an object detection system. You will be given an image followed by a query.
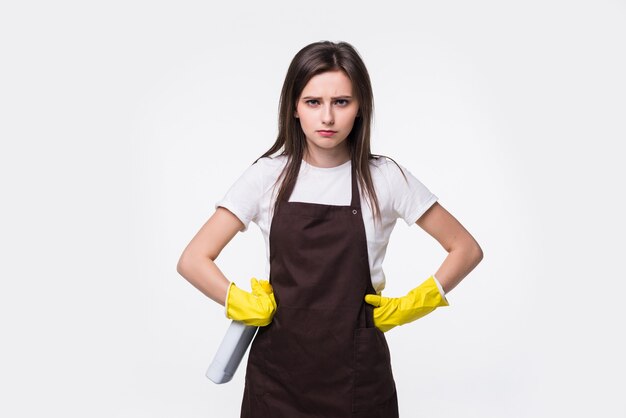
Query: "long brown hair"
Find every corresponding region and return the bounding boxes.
[255,41,405,224]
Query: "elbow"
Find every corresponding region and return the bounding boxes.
[472,241,484,267]
[177,249,215,278]
[177,251,192,278]
[176,255,186,277]
[453,236,483,267]
[452,235,483,260]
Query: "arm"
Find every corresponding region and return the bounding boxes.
[176,207,245,306]
[364,202,482,332]
[416,202,483,294]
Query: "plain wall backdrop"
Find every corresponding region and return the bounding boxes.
[1,1,625,417]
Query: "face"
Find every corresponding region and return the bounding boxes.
[294,70,360,159]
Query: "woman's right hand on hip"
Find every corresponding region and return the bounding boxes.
[225,278,277,326]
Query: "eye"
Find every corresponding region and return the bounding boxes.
[334,99,349,106]
[305,99,320,106]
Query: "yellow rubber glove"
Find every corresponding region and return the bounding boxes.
[225,278,277,327]
[364,276,449,332]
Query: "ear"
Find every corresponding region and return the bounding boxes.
[294,111,299,118]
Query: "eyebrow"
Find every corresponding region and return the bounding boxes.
[301,95,353,100]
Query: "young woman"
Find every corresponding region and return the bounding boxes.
[177,41,483,417]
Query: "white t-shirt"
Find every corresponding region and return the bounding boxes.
[215,155,438,293]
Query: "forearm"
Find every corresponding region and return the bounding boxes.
[176,254,230,306]
[434,239,483,294]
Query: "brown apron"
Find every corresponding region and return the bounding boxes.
[241,161,399,418]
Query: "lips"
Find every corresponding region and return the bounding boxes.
[317,130,337,137]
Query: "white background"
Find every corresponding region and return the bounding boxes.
[1,1,625,417]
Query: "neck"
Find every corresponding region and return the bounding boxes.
[303,146,350,168]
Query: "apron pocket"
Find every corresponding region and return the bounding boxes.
[352,327,396,413]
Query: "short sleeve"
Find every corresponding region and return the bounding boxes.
[386,161,438,226]
[214,161,265,232]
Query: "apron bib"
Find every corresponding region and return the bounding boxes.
[241,161,398,418]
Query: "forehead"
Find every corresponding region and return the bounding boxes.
[300,70,353,96]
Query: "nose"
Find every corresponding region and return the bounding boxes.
[322,104,334,125]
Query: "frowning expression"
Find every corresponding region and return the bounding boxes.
[295,70,360,156]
